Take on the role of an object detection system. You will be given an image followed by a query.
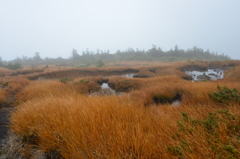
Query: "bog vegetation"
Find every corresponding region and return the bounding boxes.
[0,60,240,158]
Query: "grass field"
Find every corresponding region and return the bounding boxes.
[1,60,240,158]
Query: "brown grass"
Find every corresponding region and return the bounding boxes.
[6,60,240,158]
[224,66,240,81]
[10,93,240,158]
[26,67,139,80]
[108,76,143,92]
[67,78,101,94]
[15,80,77,104]
[5,79,30,94]
[10,94,179,158]
[0,67,14,77]
[11,69,44,76]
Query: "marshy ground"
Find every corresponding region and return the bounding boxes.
[0,60,240,158]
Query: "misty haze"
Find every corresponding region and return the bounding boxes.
[1,1,240,158]
[0,0,240,61]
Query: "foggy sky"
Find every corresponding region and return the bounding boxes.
[1,0,240,61]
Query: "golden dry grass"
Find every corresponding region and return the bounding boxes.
[0,67,14,77]
[5,78,30,94]
[0,77,30,107]
[10,94,180,158]
[15,80,77,104]
[10,93,240,158]
[6,60,240,158]
[224,66,240,82]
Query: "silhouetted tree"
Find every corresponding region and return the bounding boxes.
[96,60,105,67]
[1,45,231,66]
[6,62,22,70]
[71,49,81,61]
[0,57,3,66]
[33,52,42,62]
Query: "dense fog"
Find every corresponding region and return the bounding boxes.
[0,0,240,61]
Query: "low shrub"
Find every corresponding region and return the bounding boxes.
[77,79,89,84]
[170,110,240,158]
[209,85,240,104]
[59,78,73,84]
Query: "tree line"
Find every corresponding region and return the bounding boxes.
[0,45,231,69]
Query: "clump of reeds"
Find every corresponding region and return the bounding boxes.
[10,94,182,158]
[10,92,240,158]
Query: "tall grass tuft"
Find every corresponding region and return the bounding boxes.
[10,95,180,158]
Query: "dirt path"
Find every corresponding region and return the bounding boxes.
[0,106,12,154]
[0,107,11,141]
[0,93,15,157]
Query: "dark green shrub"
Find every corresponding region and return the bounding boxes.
[3,82,9,87]
[5,62,22,70]
[59,78,73,84]
[167,146,183,156]
[209,85,240,104]
[169,110,240,158]
[78,79,89,84]
[96,60,105,67]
